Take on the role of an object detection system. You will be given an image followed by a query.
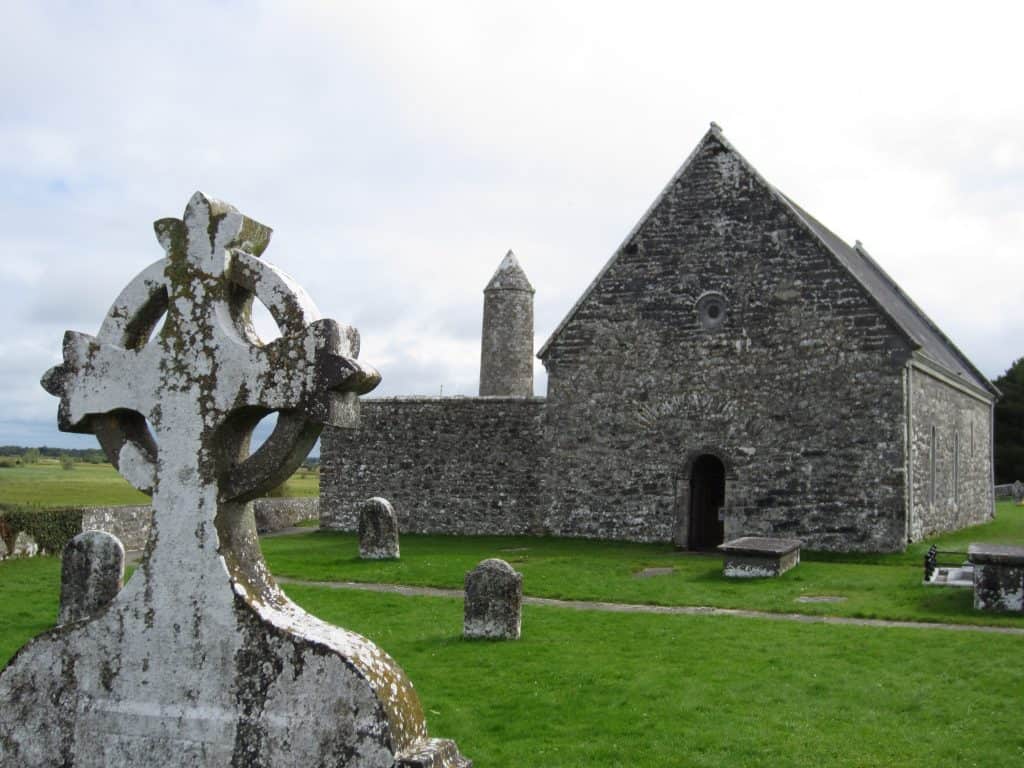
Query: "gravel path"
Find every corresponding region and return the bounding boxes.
[275,577,1024,636]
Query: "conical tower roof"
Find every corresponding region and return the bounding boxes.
[485,250,534,292]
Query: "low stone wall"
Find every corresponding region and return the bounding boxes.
[253,497,319,532]
[81,505,153,551]
[1,497,319,560]
[321,397,545,536]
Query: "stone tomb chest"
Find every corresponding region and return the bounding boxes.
[968,543,1024,613]
[718,536,802,578]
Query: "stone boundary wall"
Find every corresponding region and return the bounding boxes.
[321,397,545,535]
[994,483,1019,500]
[81,505,153,551]
[1,497,319,560]
[253,497,320,532]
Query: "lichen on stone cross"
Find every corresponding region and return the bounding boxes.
[0,192,470,767]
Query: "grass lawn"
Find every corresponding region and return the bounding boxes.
[262,501,1024,628]
[1,556,1021,767]
[0,459,318,508]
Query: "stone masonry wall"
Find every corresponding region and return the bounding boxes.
[3,497,320,561]
[539,134,913,551]
[908,365,994,540]
[321,397,545,535]
[81,505,153,551]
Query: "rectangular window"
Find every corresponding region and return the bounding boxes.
[953,431,960,505]
[930,426,937,506]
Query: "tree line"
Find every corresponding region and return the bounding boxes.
[0,446,108,463]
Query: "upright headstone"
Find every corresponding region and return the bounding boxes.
[464,558,522,640]
[359,497,400,559]
[0,193,470,767]
[58,530,125,625]
[1013,480,1024,505]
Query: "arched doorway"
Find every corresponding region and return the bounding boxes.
[688,454,725,550]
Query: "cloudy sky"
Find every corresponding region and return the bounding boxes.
[2,1,1022,449]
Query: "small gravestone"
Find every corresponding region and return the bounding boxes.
[0,193,469,767]
[0,535,7,559]
[464,558,522,640]
[1013,480,1024,505]
[359,496,400,559]
[58,530,125,625]
[968,543,1024,613]
[11,531,38,558]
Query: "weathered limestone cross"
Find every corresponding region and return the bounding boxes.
[1,193,470,767]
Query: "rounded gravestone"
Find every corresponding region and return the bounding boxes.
[359,497,400,560]
[58,530,125,625]
[463,558,523,640]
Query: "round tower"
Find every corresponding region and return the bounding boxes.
[479,250,534,397]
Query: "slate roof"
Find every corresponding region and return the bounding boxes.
[538,125,997,399]
[775,194,996,397]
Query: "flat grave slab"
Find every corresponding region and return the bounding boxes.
[718,536,802,578]
[635,567,675,579]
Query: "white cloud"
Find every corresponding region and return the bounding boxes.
[1,0,1022,447]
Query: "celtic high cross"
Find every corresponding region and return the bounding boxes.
[0,193,469,767]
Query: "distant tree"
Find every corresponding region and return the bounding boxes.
[22,448,40,464]
[59,454,75,471]
[994,357,1024,483]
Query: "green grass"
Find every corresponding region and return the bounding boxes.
[288,587,1024,767]
[261,502,1024,628]
[0,459,318,508]
[0,557,61,664]
[1,558,1021,767]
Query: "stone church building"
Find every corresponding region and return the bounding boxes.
[322,125,998,552]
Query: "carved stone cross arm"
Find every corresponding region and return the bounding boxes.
[41,192,381,501]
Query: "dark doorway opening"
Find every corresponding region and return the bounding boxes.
[689,454,725,550]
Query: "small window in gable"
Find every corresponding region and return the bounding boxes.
[695,291,728,331]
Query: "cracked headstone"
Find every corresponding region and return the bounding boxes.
[58,530,126,625]
[464,558,522,640]
[0,193,470,767]
[359,496,400,560]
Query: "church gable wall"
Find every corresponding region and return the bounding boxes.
[540,137,913,551]
[321,398,545,535]
[908,366,994,540]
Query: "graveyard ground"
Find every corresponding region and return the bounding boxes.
[0,553,1021,767]
[261,501,1024,627]
[1,473,1021,765]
